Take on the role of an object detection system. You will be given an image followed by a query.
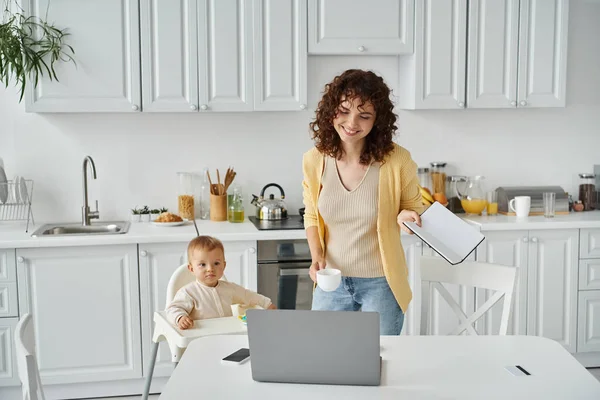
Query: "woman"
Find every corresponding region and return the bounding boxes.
[302,69,423,335]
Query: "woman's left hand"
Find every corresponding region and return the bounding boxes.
[397,209,421,234]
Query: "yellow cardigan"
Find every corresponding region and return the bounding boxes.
[302,143,423,312]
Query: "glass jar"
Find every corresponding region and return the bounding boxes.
[228,185,245,223]
[446,175,466,213]
[578,173,596,211]
[177,172,196,220]
[417,167,431,192]
[430,162,447,195]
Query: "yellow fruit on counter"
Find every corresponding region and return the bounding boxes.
[418,185,434,203]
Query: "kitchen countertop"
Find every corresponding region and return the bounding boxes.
[462,211,600,231]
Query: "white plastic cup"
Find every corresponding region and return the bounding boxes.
[316,268,342,292]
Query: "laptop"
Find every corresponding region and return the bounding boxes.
[246,309,381,386]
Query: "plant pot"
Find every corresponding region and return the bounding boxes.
[140,214,150,222]
[130,214,141,223]
[150,213,159,221]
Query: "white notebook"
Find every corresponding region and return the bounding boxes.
[403,201,485,265]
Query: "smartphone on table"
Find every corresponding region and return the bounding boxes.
[222,348,250,364]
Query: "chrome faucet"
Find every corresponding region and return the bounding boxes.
[82,156,99,226]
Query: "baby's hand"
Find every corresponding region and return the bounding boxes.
[177,315,194,330]
[267,304,276,310]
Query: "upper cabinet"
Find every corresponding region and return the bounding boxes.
[140,0,306,112]
[399,0,569,110]
[398,0,467,109]
[25,0,141,112]
[467,0,569,108]
[308,0,414,55]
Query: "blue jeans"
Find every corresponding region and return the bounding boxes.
[312,276,404,335]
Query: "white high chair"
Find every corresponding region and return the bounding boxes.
[142,264,251,400]
[15,313,45,400]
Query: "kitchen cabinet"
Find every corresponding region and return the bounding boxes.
[308,0,414,55]
[16,245,142,384]
[0,249,17,318]
[24,0,141,112]
[400,236,422,336]
[141,0,306,112]
[577,291,600,353]
[253,0,307,111]
[580,229,600,259]
[398,0,467,109]
[0,318,18,387]
[476,229,578,353]
[467,0,569,108]
[139,242,188,378]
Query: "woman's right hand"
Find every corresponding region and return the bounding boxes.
[309,258,326,283]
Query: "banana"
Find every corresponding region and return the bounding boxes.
[418,185,434,203]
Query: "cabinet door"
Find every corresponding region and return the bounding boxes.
[577,291,600,353]
[0,318,18,387]
[24,0,141,112]
[579,229,600,259]
[0,249,17,318]
[16,245,142,384]
[253,0,307,111]
[404,0,467,109]
[421,246,475,336]
[308,0,414,55]
[517,0,569,108]
[475,230,528,335]
[140,0,199,111]
[139,243,188,378]
[527,229,578,353]
[198,0,254,111]
[223,241,258,290]
[466,0,519,108]
[400,236,422,336]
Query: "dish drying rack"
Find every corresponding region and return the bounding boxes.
[0,179,35,232]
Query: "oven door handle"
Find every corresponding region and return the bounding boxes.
[279,268,310,276]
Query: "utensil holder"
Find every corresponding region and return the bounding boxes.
[210,194,227,221]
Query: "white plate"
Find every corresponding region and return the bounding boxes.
[12,175,20,203]
[151,221,186,227]
[0,166,7,204]
[18,177,29,204]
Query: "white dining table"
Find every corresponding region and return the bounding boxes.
[158,335,600,400]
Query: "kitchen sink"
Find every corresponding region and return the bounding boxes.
[31,221,130,237]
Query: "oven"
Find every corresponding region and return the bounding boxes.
[257,239,314,310]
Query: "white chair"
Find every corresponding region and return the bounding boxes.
[420,256,517,336]
[142,264,250,399]
[15,313,45,400]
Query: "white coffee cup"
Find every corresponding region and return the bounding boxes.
[509,196,531,218]
[316,268,342,292]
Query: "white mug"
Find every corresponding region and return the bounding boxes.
[316,268,342,292]
[509,196,531,218]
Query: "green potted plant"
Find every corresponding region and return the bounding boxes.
[140,205,150,222]
[130,207,141,223]
[150,208,160,221]
[160,207,168,213]
[1,1,75,102]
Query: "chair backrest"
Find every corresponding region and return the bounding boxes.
[420,256,517,336]
[15,314,45,400]
[165,264,230,305]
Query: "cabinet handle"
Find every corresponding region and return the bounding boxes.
[17,256,24,263]
[190,104,198,111]
[299,104,306,110]
[522,237,528,242]
[531,237,538,243]
[510,101,517,106]
[519,100,527,106]
[458,102,465,108]
[249,248,256,254]
[140,250,147,257]
[358,46,365,52]
[200,104,208,111]
[131,104,139,111]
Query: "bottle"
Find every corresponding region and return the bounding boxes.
[228,185,245,223]
[578,173,596,211]
[199,168,210,220]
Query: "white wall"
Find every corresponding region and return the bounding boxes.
[0,0,599,223]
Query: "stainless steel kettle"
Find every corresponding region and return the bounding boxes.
[251,183,288,220]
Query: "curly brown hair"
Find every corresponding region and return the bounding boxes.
[309,69,397,165]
